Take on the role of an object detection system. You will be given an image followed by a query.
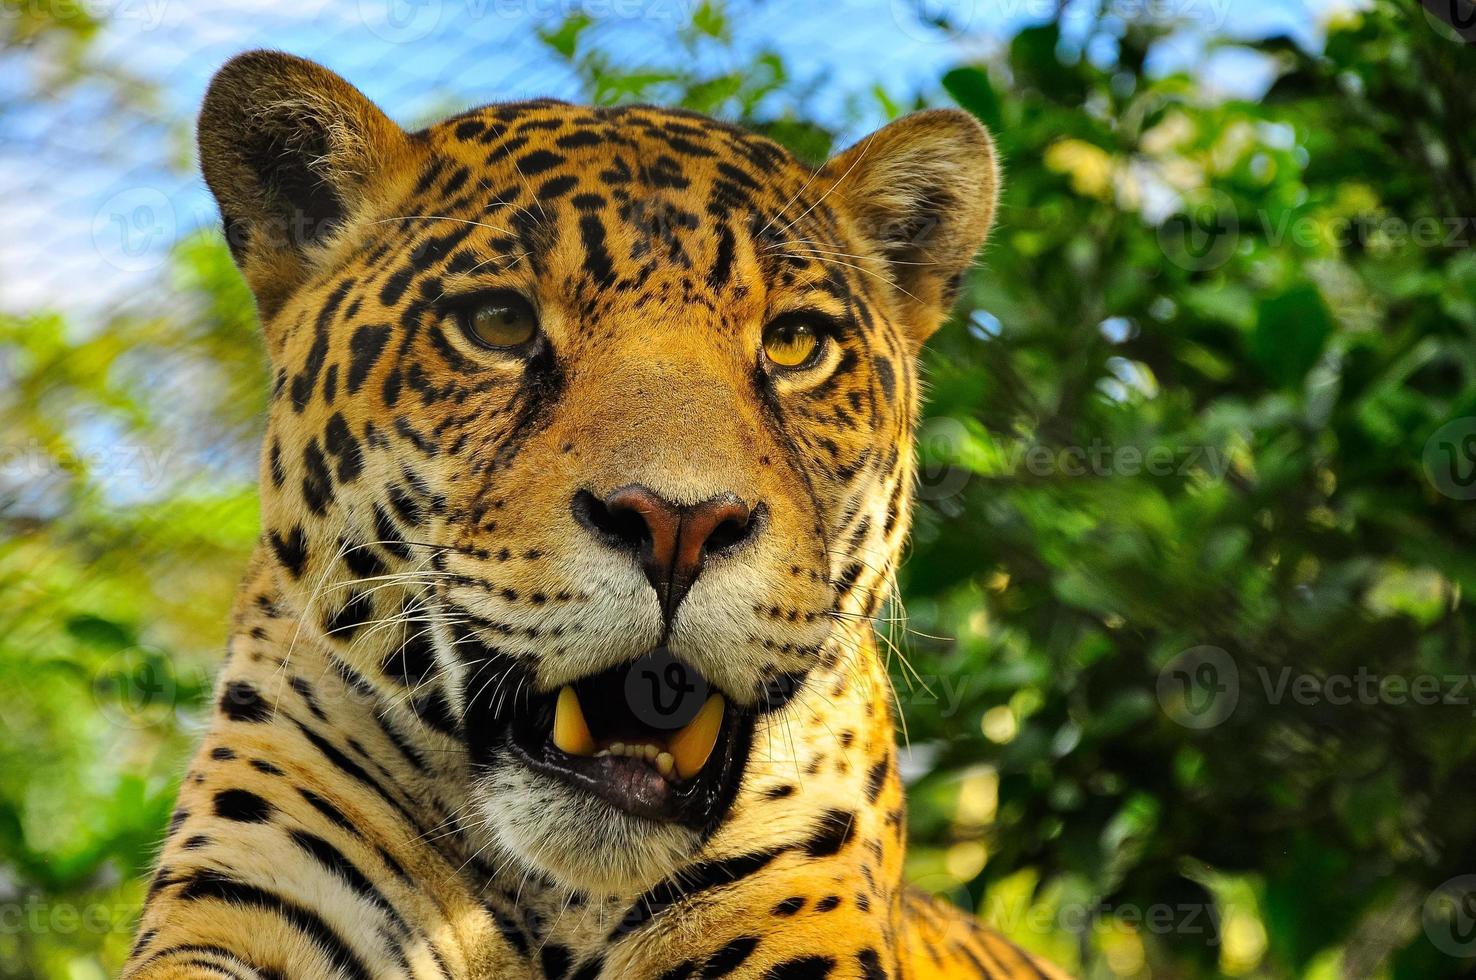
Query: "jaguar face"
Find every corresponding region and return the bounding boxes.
[199,52,996,894]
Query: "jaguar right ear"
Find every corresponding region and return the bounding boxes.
[198,50,419,319]
[820,109,999,348]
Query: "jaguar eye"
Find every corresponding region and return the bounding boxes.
[762,317,824,369]
[453,293,539,350]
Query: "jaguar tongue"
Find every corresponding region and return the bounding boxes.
[667,694,725,778]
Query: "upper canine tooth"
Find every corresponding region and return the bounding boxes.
[552,686,596,757]
[669,694,725,779]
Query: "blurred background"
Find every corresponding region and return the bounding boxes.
[3,0,1475,976]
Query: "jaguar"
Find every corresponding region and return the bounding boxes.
[123,49,1069,980]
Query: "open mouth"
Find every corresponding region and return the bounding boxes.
[504,648,752,827]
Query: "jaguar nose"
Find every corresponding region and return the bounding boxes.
[572,484,763,621]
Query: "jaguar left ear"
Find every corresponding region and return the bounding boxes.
[820,109,999,346]
[198,50,418,320]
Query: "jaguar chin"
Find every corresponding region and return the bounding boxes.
[473,649,757,894]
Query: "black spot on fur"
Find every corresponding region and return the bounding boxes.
[540,944,572,980]
[865,754,891,804]
[763,956,835,980]
[702,936,759,977]
[379,267,414,306]
[538,174,578,199]
[517,149,565,175]
[301,439,333,515]
[213,788,273,823]
[873,356,895,403]
[219,681,270,723]
[325,591,374,640]
[269,526,309,578]
[347,323,391,394]
[802,809,856,857]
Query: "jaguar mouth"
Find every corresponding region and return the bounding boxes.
[505,648,751,828]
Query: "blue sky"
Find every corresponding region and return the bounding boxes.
[0,0,1359,318]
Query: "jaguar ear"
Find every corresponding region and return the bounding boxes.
[821,109,999,346]
[198,50,416,319]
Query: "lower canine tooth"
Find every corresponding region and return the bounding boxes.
[552,687,596,756]
[669,694,725,778]
[656,751,675,777]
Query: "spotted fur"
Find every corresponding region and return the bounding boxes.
[124,50,1069,980]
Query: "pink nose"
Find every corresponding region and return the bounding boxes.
[573,485,761,621]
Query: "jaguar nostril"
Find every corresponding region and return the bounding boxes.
[571,488,651,552]
[703,501,766,556]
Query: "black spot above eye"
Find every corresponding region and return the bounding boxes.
[379,267,415,306]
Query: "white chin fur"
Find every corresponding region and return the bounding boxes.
[474,761,699,896]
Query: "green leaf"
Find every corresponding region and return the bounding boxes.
[538,13,592,60]
[63,614,134,650]
[942,66,1003,133]
[1249,282,1333,388]
[689,0,728,41]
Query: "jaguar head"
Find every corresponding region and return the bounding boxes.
[199,50,997,894]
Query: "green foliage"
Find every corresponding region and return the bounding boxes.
[896,5,1476,977]
[3,2,1473,977]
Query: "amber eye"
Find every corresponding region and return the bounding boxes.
[762,318,824,369]
[454,293,539,350]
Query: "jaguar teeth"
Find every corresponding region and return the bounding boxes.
[551,686,596,756]
[668,694,724,778]
[549,687,726,780]
[604,741,664,760]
